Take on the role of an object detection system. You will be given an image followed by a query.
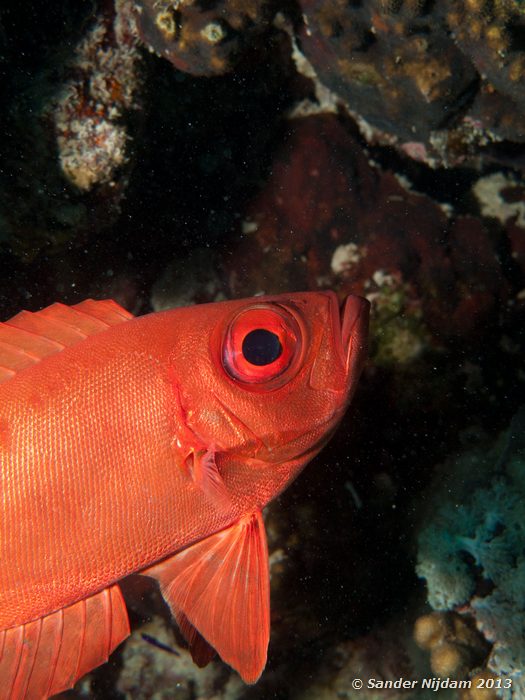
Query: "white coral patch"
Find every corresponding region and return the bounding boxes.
[473,172,525,228]
[57,116,128,191]
[331,243,364,275]
[51,8,141,191]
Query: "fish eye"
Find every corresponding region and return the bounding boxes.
[242,329,282,366]
[222,304,304,388]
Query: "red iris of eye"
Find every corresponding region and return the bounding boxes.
[222,305,303,387]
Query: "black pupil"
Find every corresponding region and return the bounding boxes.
[242,329,282,366]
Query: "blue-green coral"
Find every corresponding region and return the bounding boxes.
[416,411,525,699]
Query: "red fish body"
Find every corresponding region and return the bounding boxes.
[0,291,368,699]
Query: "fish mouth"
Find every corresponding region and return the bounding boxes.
[328,292,370,372]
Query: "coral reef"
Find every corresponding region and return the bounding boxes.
[297,0,478,143]
[462,671,503,700]
[222,114,509,349]
[417,411,525,699]
[446,0,525,147]
[287,625,416,700]
[133,0,276,75]
[0,1,142,259]
[116,615,237,700]
[447,2,525,111]
[473,173,525,228]
[296,0,525,166]
[53,0,142,191]
[414,612,489,679]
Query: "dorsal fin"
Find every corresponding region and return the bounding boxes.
[0,584,130,699]
[0,300,133,384]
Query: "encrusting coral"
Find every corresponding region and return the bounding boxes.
[416,409,525,699]
[53,0,142,191]
[414,612,489,679]
[133,0,275,75]
[296,0,525,165]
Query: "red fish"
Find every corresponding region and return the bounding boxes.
[0,291,369,699]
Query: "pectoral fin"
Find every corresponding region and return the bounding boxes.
[186,447,232,509]
[144,511,270,684]
[0,584,129,700]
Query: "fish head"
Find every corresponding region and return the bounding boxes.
[166,291,369,506]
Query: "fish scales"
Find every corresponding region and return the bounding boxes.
[0,291,369,698]
[1,315,237,628]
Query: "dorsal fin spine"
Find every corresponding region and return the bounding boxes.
[0,367,16,376]
[0,299,133,386]
[3,323,66,350]
[0,340,43,361]
[68,307,111,327]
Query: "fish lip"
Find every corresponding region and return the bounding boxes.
[327,292,370,371]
